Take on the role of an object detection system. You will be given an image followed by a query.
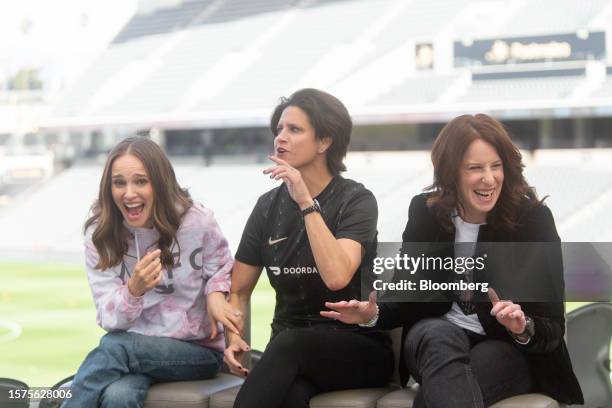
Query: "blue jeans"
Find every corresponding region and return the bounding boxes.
[61,331,223,408]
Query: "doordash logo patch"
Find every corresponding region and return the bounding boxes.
[268,266,319,276]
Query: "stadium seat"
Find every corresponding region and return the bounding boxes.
[37,373,243,408]
[375,384,564,408]
[310,387,397,408]
[209,384,241,408]
[490,394,564,408]
[373,386,419,408]
[207,325,568,408]
[143,373,243,408]
[566,303,612,408]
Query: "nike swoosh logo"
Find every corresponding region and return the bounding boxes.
[268,237,288,245]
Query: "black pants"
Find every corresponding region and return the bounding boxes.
[233,328,394,408]
[406,318,535,408]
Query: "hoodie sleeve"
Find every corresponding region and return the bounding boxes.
[85,235,144,331]
[201,209,234,295]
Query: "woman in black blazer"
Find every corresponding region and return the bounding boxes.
[322,114,583,407]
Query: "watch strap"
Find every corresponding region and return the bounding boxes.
[301,199,321,216]
[511,316,534,344]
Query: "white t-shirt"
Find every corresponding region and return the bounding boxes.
[442,214,485,335]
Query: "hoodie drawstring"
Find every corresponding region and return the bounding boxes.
[135,230,140,261]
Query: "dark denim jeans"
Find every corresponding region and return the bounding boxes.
[405,318,534,408]
[61,331,223,408]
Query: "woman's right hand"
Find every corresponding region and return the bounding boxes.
[128,249,163,297]
[320,291,378,325]
[224,332,250,377]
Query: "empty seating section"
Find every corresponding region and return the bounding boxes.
[335,0,470,83]
[45,0,612,118]
[496,0,609,37]
[195,0,390,112]
[459,76,583,103]
[203,0,299,24]
[3,150,612,259]
[562,193,612,241]
[344,152,432,241]
[52,35,169,118]
[370,75,459,106]
[524,165,612,222]
[0,165,101,257]
[113,0,214,44]
[372,0,470,48]
[98,14,279,117]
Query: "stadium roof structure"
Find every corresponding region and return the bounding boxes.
[40,0,612,132]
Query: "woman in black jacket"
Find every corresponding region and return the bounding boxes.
[322,114,583,407]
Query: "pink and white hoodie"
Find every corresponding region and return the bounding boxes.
[84,202,233,352]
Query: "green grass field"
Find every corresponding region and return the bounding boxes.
[0,262,602,388]
[0,262,275,387]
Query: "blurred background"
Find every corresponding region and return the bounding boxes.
[1,0,612,389]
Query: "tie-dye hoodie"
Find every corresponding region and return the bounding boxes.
[84,202,233,352]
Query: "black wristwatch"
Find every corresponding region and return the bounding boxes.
[511,316,535,345]
[301,199,321,216]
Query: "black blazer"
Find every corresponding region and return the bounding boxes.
[377,193,583,405]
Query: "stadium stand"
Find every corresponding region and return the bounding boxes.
[369,74,460,107]
[51,35,167,118]
[42,0,612,127]
[201,0,299,24]
[2,150,612,263]
[112,0,214,43]
[458,75,586,104]
[493,0,610,38]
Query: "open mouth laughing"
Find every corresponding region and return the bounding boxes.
[124,202,145,220]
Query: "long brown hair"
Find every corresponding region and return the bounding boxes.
[426,114,541,231]
[84,137,192,270]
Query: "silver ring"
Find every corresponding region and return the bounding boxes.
[233,311,242,317]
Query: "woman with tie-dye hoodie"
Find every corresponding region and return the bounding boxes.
[62,137,235,408]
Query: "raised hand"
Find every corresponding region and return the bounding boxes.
[263,156,313,209]
[320,291,378,325]
[488,288,526,334]
[128,249,163,297]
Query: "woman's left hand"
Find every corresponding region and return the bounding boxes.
[263,156,313,209]
[206,291,243,339]
[488,288,526,334]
